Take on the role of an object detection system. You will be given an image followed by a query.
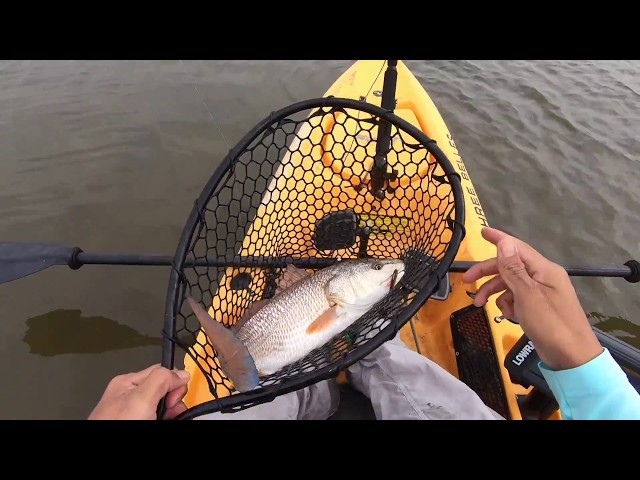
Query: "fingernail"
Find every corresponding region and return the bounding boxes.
[499,241,517,258]
[176,369,191,380]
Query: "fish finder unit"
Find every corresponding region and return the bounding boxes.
[504,334,559,419]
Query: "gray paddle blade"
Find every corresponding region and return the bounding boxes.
[0,242,74,285]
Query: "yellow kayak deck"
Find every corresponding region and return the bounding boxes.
[181,60,561,420]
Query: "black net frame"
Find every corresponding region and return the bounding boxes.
[161,97,465,420]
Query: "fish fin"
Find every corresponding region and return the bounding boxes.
[276,265,311,295]
[231,299,269,334]
[186,297,259,392]
[306,306,339,335]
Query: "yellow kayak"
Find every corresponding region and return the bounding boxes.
[180,60,562,420]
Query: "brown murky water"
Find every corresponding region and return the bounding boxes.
[0,60,638,419]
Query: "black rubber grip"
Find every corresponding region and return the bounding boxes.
[624,260,640,283]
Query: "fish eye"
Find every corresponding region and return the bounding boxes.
[373,263,383,270]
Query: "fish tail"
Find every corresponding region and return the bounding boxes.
[186,297,260,392]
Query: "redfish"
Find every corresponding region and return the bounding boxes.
[187,258,404,392]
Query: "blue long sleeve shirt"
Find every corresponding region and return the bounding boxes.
[538,348,640,420]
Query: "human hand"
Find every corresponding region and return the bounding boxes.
[462,227,603,371]
[88,364,190,420]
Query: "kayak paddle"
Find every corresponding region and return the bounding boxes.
[1,241,638,285]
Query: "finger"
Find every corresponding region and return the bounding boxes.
[496,239,535,294]
[481,226,513,245]
[495,289,515,319]
[482,227,547,261]
[484,227,569,290]
[466,228,554,285]
[165,383,188,409]
[473,275,508,307]
[137,368,190,404]
[118,363,162,385]
[482,227,537,252]
[483,227,555,281]
[462,257,498,284]
[163,401,187,420]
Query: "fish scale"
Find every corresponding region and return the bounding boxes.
[237,266,336,374]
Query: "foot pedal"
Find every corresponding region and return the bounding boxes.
[450,305,510,419]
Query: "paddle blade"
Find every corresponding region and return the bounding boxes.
[0,242,74,285]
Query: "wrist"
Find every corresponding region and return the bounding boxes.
[540,335,603,371]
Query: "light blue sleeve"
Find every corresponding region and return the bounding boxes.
[538,348,640,420]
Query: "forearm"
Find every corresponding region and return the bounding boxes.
[539,348,640,420]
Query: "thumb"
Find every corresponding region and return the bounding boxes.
[137,368,190,405]
[497,239,533,294]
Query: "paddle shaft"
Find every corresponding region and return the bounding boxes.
[451,261,638,279]
[73,251,639,281]
[1,240,637,284]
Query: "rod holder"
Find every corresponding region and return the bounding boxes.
[372,60,399,200]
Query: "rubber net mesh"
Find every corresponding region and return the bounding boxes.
[168,101,459,410]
